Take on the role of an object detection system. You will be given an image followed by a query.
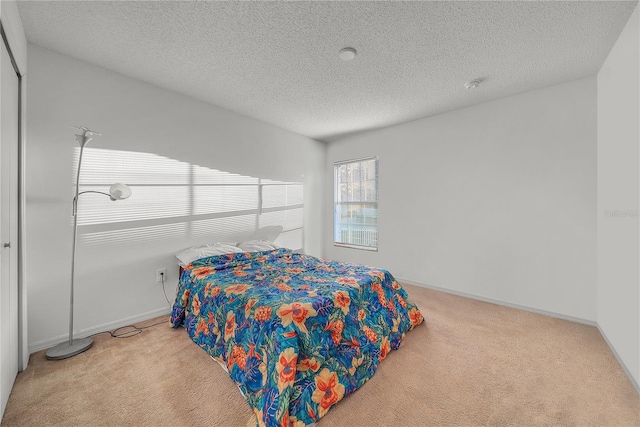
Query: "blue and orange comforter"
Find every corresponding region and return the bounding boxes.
[170,248,423,427]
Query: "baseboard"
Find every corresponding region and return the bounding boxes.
[398,277,640,396]
[397,277,597,326]
[29,306,171,354]
[597,325,640,396]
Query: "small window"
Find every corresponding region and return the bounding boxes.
[333,157,378,251]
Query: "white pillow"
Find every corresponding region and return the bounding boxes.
[237,239,279,252]
[176,243,243,266]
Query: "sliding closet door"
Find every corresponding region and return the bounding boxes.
[0,34,19,416]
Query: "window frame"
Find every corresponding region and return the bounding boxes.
[333,156,379,251]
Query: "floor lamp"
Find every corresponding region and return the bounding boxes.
[46,127,132,361]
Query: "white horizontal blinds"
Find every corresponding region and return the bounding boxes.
[80,223,190,247]
[75,147,304,249]
[259,208,304,249]
[190,214,257,242]
[75,149,191,225]
[334,157,378,249]
[78,184,191,225]
[78,148,191,184]
[192,186,258,215]
[260,179,304,250]
[192,164,258,185]
[261,181,304,209]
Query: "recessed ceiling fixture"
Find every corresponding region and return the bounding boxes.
[465,80,480,90]
[339,47,357,61]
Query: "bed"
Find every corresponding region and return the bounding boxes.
[170,247,423,427]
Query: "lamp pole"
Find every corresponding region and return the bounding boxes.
[69,131,90,346]
[46,128,131,360]
[46,128,99,360]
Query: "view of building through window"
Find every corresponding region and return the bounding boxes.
[334,157,378,250]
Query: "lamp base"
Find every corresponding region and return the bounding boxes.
[46,337,93,360]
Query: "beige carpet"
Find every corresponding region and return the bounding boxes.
[2,285,639,426]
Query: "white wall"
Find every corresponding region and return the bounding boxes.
[326,77,597,323]
[597,4,640,391]
[26,45,325,352]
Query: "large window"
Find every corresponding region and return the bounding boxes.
[334,157,378,250]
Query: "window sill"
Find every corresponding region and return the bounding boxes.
[333,243,378,252]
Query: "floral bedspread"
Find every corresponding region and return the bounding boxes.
[170,248,423,427]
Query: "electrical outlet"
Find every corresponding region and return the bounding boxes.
[156,268,167,283]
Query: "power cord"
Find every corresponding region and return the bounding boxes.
[91,318,168,339]
[161,271,171,306]
[89,272,174,340]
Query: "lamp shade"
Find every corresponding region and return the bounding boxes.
[109,183,132,200]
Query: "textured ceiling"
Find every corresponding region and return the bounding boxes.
[16,1,637,142]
